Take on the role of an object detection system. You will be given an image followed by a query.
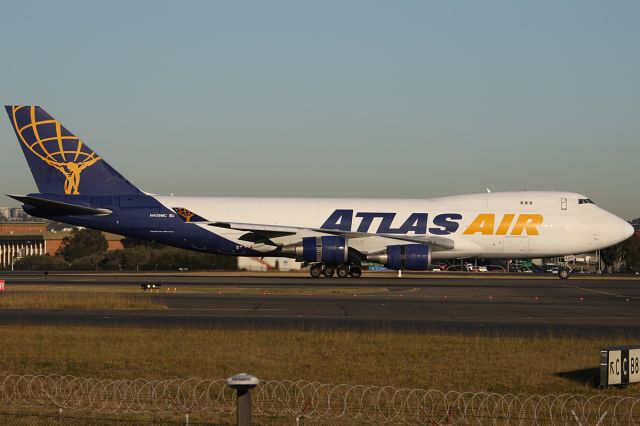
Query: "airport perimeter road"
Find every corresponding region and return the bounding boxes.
[1,275,640,336]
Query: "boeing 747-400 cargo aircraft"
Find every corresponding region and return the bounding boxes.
[5,106,634,278]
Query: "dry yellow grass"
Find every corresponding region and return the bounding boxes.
[0,293,166,310]
[0,325,635,397]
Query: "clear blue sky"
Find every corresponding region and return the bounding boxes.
[0,1,638,218]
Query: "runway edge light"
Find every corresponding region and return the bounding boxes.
[600,345,640,387]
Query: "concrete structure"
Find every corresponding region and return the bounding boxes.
[0,235,46,268]
[0,222,47,268]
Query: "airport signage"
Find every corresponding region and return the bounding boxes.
[0,280,4,292]
[600,345,640,386]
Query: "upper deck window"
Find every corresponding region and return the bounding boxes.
[578,199,595,205]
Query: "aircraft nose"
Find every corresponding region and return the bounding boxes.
[600,215,635,246]
[622,220,635,240]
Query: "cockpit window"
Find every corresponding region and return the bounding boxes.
[578,198,595,205]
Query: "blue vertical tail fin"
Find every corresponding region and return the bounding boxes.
[5,106,141,195]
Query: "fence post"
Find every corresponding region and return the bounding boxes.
[226,373,259,426]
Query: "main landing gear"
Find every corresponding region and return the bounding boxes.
[309,263,362,278]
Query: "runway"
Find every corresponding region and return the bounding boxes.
[2,274,640,336]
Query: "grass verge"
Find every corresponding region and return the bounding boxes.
[0,325,635,397]
[6,284,390,296]
[0,293,166,310]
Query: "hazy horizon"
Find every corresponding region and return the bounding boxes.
[1,1,638,219]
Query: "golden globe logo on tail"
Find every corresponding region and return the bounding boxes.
[11,106,101,195]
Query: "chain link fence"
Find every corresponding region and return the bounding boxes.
[1,374,639,425]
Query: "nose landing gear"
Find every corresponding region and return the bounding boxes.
[558,268,571,280]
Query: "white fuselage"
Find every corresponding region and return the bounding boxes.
[154,191,633,259]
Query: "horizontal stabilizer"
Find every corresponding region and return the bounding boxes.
[8,194,112,216]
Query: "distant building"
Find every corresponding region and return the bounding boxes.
[0,222,123,268]
[0,222,47,267]
[7,207,29,222]
[0,222,48,234]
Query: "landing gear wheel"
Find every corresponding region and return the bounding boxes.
[323,266,335,278]
[336,265,350,278]
[558,268,570,280]
[309,264,322,278]
[349,266,362,278]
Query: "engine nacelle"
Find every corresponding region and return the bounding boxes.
[282,236,348,265]
[367,244,431,270]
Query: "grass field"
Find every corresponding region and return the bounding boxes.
[0,285,388,310]
[0,325,636,397]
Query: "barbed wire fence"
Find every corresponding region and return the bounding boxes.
[1,374,640,425]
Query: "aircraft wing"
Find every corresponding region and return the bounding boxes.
[208,221,455,250]
[172,207,455,251]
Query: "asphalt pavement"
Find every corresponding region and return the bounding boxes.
[2,273,639,336]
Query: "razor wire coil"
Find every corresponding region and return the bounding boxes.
[1,374,639,425]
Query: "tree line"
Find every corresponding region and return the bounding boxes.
[13,229,237,271]
[600,219,640,273]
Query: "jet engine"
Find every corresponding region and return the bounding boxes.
[282,236,348,264]
[367,244,431,270]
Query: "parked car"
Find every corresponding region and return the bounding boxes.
[540,263,559,274]
[486,264,506,272]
